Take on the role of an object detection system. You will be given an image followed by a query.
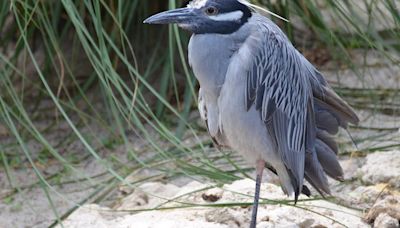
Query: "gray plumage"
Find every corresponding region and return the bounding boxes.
[191,14,358,198]
[144,0,359,226]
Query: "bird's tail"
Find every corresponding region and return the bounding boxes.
[303,70,359,196]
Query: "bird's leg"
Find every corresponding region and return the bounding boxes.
[250,159,265,228]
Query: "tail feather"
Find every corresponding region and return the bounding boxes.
[316,139,344,181]
[311,71,359,126]
[315,105,340,134]
[304,150,330,195]
[316,129,338,154]
[315,87,359,125]
[301,67,359,197]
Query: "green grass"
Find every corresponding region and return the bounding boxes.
[0,0,399,226]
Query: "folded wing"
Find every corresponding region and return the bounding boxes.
[245,21,358,200]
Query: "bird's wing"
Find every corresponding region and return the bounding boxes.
[310,70,359,133]
[245,19,359,199]
[245,23,316,199]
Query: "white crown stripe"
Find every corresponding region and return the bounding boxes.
[209,11,244,21]
[188,0,208,9]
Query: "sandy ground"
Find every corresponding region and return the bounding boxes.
[0,50,399,228]
[58,150,400,228]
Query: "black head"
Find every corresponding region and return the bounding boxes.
[144,0,252,34]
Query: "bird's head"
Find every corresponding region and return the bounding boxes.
[143,0,252,34]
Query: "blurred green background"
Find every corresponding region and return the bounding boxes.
[0,0,399,226]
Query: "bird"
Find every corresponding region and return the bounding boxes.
[144,0,359,227]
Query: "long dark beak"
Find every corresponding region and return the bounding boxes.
[143,8,196,24]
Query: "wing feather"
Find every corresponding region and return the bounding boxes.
[245,19,358,199]
[246,24,311,199]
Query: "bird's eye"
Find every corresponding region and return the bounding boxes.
[205,7,218,15]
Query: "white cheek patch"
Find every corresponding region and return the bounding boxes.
[188,0,208,9]
[209,10,244,21]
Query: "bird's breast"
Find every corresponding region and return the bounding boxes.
[188,34,238,96]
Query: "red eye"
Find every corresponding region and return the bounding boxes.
[205,7,218,15]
